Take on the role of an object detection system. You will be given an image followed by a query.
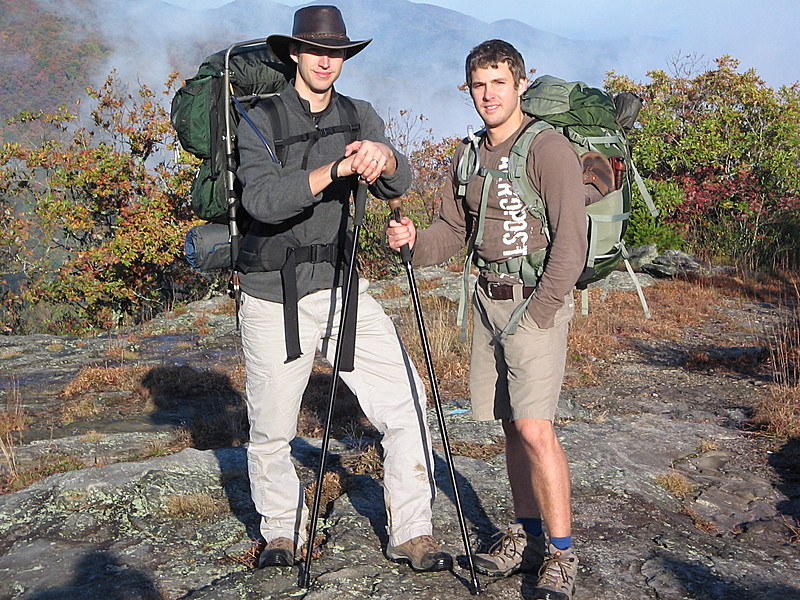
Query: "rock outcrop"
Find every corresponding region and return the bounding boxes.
[0,263,797,599]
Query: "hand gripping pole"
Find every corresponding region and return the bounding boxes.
[388,198,481,595]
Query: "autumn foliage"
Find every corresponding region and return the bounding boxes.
[0,72,202,333]
[1,55,800,334]
[606,56,800,270]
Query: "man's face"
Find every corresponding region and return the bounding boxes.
[469,62,525,131]
[291,43,345,95]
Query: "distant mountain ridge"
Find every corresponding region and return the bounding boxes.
[1,0,675,138]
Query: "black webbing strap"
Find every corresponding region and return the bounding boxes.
[262,95,361,167]
[279,243,352,366]
[337,221,358,372]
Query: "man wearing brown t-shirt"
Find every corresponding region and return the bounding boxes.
[387,39,587,600]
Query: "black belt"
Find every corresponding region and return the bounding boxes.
[478,274,535,301]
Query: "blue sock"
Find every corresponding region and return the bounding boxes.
[515,518,543,537]
[550,535,572,550]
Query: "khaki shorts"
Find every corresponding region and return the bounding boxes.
[469,285,574,422]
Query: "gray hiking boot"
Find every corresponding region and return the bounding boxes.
[532,543,578,600]
[386,535,453,572]
[473,522,546,577]
[257,537,296,568]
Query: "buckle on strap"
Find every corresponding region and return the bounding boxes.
[479,275,535,301]
[486,281,508,300]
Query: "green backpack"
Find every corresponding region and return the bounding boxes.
[171,43,293,222]
[456,75,659,335]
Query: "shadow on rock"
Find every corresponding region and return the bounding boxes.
[141,365,248,449]
[769,435,800,526]
[140,366,259,538]
[640,552,799,600]
[432,452,499,557]
[629,339,771,380]
[28,550,163,600]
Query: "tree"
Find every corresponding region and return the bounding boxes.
[0,72,204,333]
[359,110,460,278]
[606,56,800,270]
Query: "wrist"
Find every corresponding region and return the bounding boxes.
[330,157,346,181]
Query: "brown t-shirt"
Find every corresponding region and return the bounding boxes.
[413,117,589,329]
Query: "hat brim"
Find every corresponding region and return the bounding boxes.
[267,34,371,66]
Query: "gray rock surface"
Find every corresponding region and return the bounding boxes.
[0,265,797,599]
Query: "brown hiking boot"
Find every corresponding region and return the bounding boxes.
[473,522,545,577]
[386,535,453,572]
[532,543,578,600]
[257,537,296,568]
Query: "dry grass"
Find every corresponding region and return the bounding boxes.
[679,504,720,534]
[210,298,237,316]
[656,469,694,500]
[4,455,87,493]
[165,492,227,519]
[0,380,25,480]
[698,439,720,453]
[394,295,470,400]
[754,385,800,439]
[62,365,148,399]
[138,365,248,449]
[345,443,384,476]
[443,439,506,461]
[304,470,352,514]
[781,515,800,544]
[60,365,149,425]
[104,333,141,362]
[371,282,405,299]
[297,362,377,440]
[752,283,800,439]
[567,279,727,385]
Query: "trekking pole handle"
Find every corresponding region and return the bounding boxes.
[387,198,412,264]
[353,181,368,226]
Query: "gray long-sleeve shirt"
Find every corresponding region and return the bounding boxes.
[236,85,411,302]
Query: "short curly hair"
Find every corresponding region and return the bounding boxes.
[465,39,526,86]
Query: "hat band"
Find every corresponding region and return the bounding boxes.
[295,32,351,42]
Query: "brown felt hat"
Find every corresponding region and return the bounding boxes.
[267,5,372,66]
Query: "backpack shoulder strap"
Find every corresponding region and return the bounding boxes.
[507,119,554,233]
[332,94,361,145]
[455,127,485,197]
[262,94,362,169]
[258,94,289,165]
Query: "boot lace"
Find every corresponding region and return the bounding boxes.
[487,527,525,558]
[538,550,575,590]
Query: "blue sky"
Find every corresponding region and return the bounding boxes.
[167,0,799,89]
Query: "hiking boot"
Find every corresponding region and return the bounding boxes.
[257,537,296,568]
[473,522,545,577]
[532,543,578,600]
[386,535,453,572]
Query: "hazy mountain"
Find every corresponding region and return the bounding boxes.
[1,0,677,138]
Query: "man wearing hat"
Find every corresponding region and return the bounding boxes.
[235,5,452,573]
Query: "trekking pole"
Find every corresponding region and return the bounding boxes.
[301,181,368,589]
[388,199,481,595]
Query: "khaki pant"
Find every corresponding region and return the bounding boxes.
[239,280,435,548]
[470,285,574,421]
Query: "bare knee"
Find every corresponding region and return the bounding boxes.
[505,418,560,460]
